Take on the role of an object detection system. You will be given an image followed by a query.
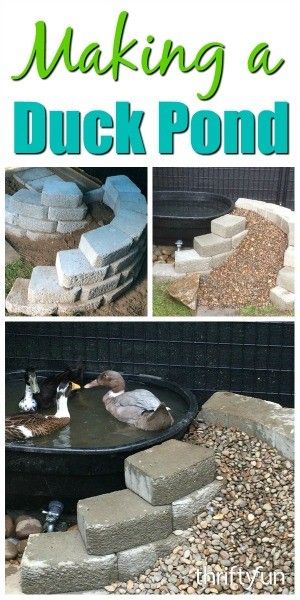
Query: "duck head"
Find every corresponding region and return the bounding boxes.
[55,381,80,418]
[25,368,40,394]
[84,370,126,393]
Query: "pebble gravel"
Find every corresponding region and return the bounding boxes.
[106,422,294,594]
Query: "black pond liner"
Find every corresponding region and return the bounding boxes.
[153,190,234,244]
[6,371,198,511]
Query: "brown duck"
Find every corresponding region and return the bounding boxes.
[5,381,80,442]
[85,370,174,431]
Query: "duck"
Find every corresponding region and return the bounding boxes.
[18,362,83,413]
[18,368,41,413]
[84,370,174,431]
[6,381,80,441]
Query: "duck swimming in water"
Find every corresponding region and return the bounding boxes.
[6,381,80,441]
[84,370,174,431]
[18,363,83,413]
[18,368,40,413]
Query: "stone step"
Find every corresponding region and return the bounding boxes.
[41,180,83,207]
[79,225,133,267]
[194,233,231,257]
[125,439,215,506]
[28,266,81,304]
[103,276,134,304]
[175,249,211,274]
[77,489,172,556]
[23,174,62,193]
[21,530,117,594]
[117,533,185,580]
[56,216,91,234]
[5,279,57,316]
[48,203,88,222]
[172,480,224,529]
[211,214,246,238]
[270,286,294,312]
[81,273,121,301]
[111,208,147,242]
[13,167,54,186]
[56,249,109,288]
[10,188,48,220]
[115,192,147,215]
[104,175,141,211]
[277,266,294,293]
[5,194,16,225]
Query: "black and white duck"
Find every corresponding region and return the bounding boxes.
[84,370,174,431]
[6,381,80,441]
[18,363,83,413]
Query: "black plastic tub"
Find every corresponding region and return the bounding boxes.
[6,371,198,510]
[153,190,234,244]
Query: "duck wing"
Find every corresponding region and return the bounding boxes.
[116,390,162,412]
[5,414,46,441]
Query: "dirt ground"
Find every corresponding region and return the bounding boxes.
[5,173,148,317]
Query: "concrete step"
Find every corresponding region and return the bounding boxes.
[79,225,133,267]
[175,249,211,274]
[10,188,48,220]
[104,175,141,211]
[16,172,62,193]
[56,249,109,288]
[194,233,231,257]
[18,214,58,233]
[111,208,147,242]
[276,266,294,293]
[77,489,172,556]
[28,266,81,304]
[270,286,294,312]
[6,279,57,316]
[13,167,54,186]
[41,179,83,207]
[125,439,215,506]
[48,203,88,222]
[284,246,294,268]
[211,214,246,238]
[5,194,16,225]
[115,192,147,215]
[21,530,117,594]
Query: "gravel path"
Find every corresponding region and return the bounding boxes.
[197,209,287,309]
[106,423,294,594]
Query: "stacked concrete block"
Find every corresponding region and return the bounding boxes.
[5,177,89,236]
[6,174,147,316]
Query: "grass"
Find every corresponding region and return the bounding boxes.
[153,282,193,317]
[239,304,293,317]
[5,258,33,296]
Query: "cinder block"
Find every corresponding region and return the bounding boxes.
[17,215,57,233]
[125,439,215,505]
[79,225,132,267]
[175,249,211,274]
[277,266,294,293]
[284,246,294,267]
[56,249,108,288]
[270,286,294,312]
[103,277,134,303]
[117,533,185,580]
[172,480,224,529]
[41,180,83,207]
[211,250,234,268]
[111,209,147,242]
[5,279,57,317]
[57,296,103,316]
[28,266,81,304]
[104,175,140,211]
[10,189,48,219]
[56,218,90,234]
[81,273,121,300]
[77,489,172,556]
[21,530,118,594]
[231,229,248,249]
[115,192,147,215]
[25,175,63,193]
[211,214,246,238]
[83,187,105,204]
[48,204,88,221]
[194,233,231,257]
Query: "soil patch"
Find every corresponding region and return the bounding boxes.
[197,208,287,309]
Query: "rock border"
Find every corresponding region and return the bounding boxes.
[5,175,147,316]
[20,394,294,593]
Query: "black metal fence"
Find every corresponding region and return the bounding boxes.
[153,168,294,210]
[6,322,294,407]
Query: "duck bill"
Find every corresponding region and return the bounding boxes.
[84,378,101,389]
[71,381,81,391]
